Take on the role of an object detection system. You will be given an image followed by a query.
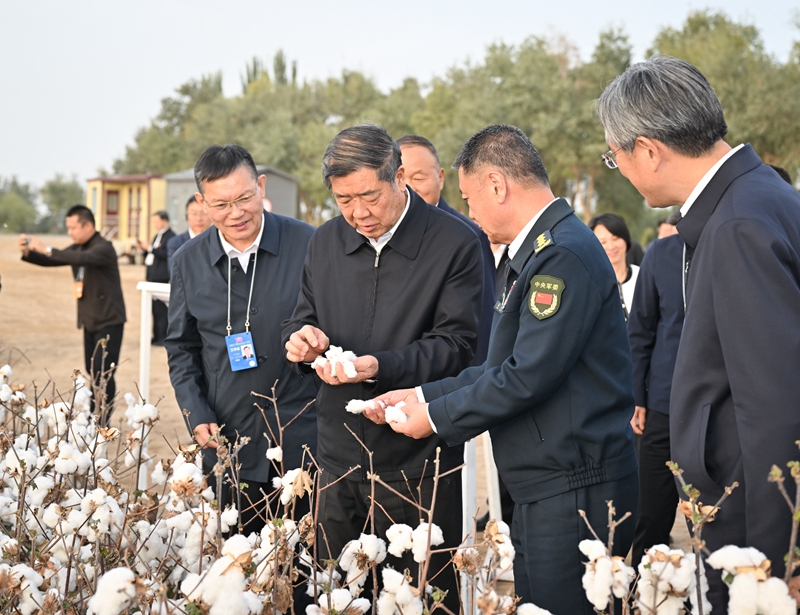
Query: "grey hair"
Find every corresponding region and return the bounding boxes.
[452,124,549,187]
[322,124,402,190]
[597,56,727,157]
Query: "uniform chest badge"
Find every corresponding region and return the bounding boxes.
[529,275,565,320]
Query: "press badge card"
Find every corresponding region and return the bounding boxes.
[226,332,258,371]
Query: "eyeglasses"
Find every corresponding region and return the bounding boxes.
[601,146,623,170]
[204,191,259,213]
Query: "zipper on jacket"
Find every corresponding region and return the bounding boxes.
[365,248,380,345]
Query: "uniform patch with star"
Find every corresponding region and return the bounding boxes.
[529,275,565,320]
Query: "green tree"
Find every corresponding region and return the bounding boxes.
[40,174,84,232]
[0,192,38,233]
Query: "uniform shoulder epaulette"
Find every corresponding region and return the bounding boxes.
[534,231,554,254]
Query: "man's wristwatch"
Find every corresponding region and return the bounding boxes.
[45,246,53,257]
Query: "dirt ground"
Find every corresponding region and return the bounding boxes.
[0,232,688,553]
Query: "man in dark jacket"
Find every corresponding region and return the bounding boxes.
[166,195,211,272]
[166,144,317,532]
[19,205,126,420]
[373,125,638,614]
[139,210,174,345]
[598,56,800,612]
[283,124,483,608]
[626,230,684,565]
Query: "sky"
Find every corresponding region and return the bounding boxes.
[1,0,797,191]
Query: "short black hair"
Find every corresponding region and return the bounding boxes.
[666,210,682,226]
[66,204,95,227]
[153,210,169,222]
[185,194,198,210]
[588,212,632,252]
[452,124,549,187]
[769,164,793,185]
[322,124,402,190]
[396,134,440,166]
[194,144,258,193]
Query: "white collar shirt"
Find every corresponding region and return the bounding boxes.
[358,189,411,255]
[218,212,265,273]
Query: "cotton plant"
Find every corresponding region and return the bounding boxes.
[706,545,796,615]
[86,567,138,615]
[579,539,635,612]
[272,467,313,506]
[180,534,263,615]
[312,345,359,379]
[339,533,388,589]
[377,567,425,615]
[308,586,371,615]
[634,544,704,615]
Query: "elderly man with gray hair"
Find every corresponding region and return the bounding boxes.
[283,124,483,609]
[598,56,800,611]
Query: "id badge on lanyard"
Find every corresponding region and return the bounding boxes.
[226,331,257,371]
[225,253,259,372]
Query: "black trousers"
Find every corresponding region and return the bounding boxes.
[511,472,638,614]
[152,298,168,343]
[631,409,679,567]
[83,323,123,421]
[317,469,462,613]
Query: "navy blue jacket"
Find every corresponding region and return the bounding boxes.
[437,197,497,364]
[167,231,191,273]
[424,199,637,504]
[145,228,175,283]
[282,189,483,482]
[627,234,684,415]
[166,214,318,481]
[672,144,800,578]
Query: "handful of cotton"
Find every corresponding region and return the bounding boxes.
[312,345,358,378]
[346,399,408,424]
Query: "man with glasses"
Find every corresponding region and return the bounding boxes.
[283,124,483,610]
[598,56,800,612]
[166,144,318,533]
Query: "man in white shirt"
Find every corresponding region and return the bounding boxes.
[597,56,800,612]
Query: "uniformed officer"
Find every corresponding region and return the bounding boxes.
[366,124,638,614]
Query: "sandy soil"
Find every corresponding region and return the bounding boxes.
[0,232,688,553]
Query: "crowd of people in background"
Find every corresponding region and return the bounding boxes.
[13,55,800,614]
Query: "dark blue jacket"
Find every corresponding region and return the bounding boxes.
[424,199,637,504]
[166,214,318,481]
[437,197,497,364]
[627,234,684,415]
[672,144,800,579]
[167,231,191,273]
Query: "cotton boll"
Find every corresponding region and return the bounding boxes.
[346,399,377,414]
[0,384,12,402]
[583,555,613,611]
[0,364,13,380]
[151,461,169,485]
[579,539,607,562]
[385,403,408,424]
[411,523,444,563]
[86,567,137,615]
[25,475,55,508]
[707,545,768,576]
[266,446,283,462]
[727,573,759,615]
[756,577,796,615]
[359,533,387,564]
[220,506,239,533]
[386,523,414,557]
[11,564,45,615]
[221,533,251,558]
[382,568,406,594]
[377,590,399,615]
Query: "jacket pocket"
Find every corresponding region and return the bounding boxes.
[524,412,544,447]
[691,403,725,500]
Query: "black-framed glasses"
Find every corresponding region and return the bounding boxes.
[601,146,623,170]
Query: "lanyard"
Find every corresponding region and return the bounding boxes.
[226,251,259,336]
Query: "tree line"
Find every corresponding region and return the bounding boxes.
[4,11,798,242]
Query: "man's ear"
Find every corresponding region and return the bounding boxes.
[486,171,508,203]
[635,137,665,171]
[437,167,445,190]
[395,165,407,192]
